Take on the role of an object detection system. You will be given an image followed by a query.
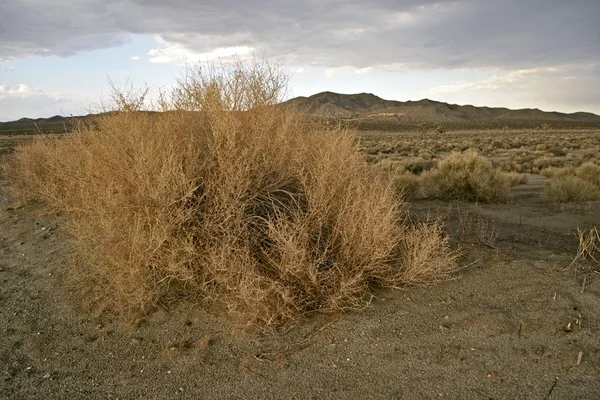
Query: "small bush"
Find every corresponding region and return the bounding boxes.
[503,172,529,186]
[393,172,421,200]
[421,150,510,202]
[402,158,435,175]
[576,162,600,188]
[548,146,567,157]
[542,176,600,203]
[540,166,576,179]
[9,58,455,328]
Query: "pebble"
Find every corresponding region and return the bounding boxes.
[534,345,545,356]
[43,373,50,379]
[570,379,585,388]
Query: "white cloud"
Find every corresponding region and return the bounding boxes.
[427,64,600,113]
[429,67,577,95]
[147,38,254,65]
[331,27,367,39]
[129,55,140,61]
[0,83,85,121]
[0,83,38,97]
[325,66,375,78]
[2,0,598,71]
[355,67,374,74]
[386,11,419,27]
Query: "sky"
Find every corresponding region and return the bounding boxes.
[0,0,599,121]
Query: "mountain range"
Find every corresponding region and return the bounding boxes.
[283,92,600,130]
[2,92,599,134]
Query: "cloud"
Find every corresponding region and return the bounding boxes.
[0,0,597,71]
[0,84,85,121]
[325,66,375,79]
[129,56,140,61]
[0,83,32,95]
[1,0,598,114]
[427,63,600,113]
[147,37,254,65]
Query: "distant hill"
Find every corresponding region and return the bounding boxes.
[283,92,600,130]
[0,115,83,135]
[2,93,600,134]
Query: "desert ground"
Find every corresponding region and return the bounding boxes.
[1,130,599,400]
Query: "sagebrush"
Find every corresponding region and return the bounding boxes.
[9,58,456,328]
[420,150,510,202]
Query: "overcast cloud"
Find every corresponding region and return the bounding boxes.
[0,0,599,118]
[1,0,598,69]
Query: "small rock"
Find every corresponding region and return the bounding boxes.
[570,379,585,388]
[534,345,545,356]
[42,373,50,379]
[439,324,450,331]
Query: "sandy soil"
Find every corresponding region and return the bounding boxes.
[1,137,599,399]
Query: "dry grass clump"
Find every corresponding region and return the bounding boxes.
[575,162,600,188]
[375,158,423,200]
[568,226,600,268]
[503,172,529,187]
[540,166,577,179]
[542,177,600,203]
[420,150,510,202]
[9,59,456,328]
[393,172,421,200]
[541,162,600,203]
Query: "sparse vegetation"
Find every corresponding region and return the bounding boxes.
[418,122,428,137]
[542,162,600,203]
[420,150,510,202]
[503,171,529,186]
[8,58,456,328]
[433,122,446,139]
[568,226,600,268]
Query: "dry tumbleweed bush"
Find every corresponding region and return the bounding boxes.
[9,58,456,328]
[568,226,600,268]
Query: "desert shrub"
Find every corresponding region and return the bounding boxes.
[417,149,434,160]
[402,158,435,175]
[540,166,576,179]
[534,156,565,170]
[393,172,421,200]
[503,172,529,186]
[575,162,600,188]
[9,59,455,328]
[421,149,510,202]
[542,176,600,203]
[547,146,567,157]
[377,158,403,175]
